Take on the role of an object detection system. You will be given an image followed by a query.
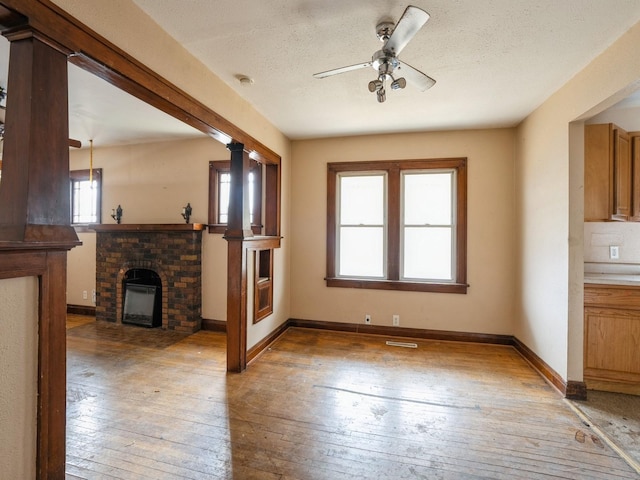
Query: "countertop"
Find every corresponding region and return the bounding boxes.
[584,263,640,286]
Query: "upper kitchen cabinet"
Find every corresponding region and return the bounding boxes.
[631,133,640,221]
[585,123,631,221]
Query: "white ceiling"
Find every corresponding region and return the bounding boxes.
[4,1,640,147]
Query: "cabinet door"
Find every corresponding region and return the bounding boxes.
[612,128,631,220]
[584,124,614,221]
[584,306,640,382]
[631,135,640,221]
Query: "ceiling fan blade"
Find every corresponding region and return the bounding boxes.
[313,62,372,79]
[384,6,429,56]
[398,60,436,92]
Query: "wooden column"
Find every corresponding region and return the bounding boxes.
[224,143,253,372]
[0,28,76,244]
[0,24,79,479]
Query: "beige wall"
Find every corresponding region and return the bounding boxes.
[68,137,229,320]
[0,277,38,478]
[515,20,640,382]
[290,129,516,333]
[67,136,291,349]
[54,0,293,349]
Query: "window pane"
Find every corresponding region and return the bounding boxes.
[218,173,230,224]
[248,171,255,224]
[340,174,384,225]
[72,179,98,223]
[403,227,452,280]
[339,226,384,277]
[404,172,452,225]
[218,171,257,224]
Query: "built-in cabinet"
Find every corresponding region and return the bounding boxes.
[584,284,640,395]
[584,123,640,221]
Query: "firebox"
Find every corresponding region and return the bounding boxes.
[122,268,162,328]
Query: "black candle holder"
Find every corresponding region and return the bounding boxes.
[111,205,123,224]
[181,203,192,224]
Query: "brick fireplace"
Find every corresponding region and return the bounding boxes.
[93,224,205,333]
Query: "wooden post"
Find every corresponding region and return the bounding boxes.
[0,25,79,478]
[224,143,253,372]
[0,28,77,245]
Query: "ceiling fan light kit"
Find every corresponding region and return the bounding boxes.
[313,5,435,103]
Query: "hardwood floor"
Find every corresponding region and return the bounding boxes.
[66,315,639,479]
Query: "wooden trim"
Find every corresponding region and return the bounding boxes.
[253,249,274,323]
[288,318,512,345]
[0,248,70,478]
[247,321,289,365]
[91,223,206,232]
[201,318,227,333]
[512,336,586,400]
[325,277,468,293]
[243,236,282,250]
[66,304,96,316]
[565,381,588,400]
[326,158,468,292]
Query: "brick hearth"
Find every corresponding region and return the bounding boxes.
[93,224,205,333]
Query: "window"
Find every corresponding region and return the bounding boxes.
[209,160,262,234]
[327,158,467,293]
[70,168,102,225]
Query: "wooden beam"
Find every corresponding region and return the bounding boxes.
[0,0,281,165]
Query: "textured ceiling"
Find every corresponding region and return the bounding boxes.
[130,0,640,139]
[3,1,640,147]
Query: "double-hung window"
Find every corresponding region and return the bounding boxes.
[327,158,467,293]
[70,168,102,225]
[208,160,262,234]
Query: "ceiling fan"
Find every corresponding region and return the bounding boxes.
[313,5,436,103]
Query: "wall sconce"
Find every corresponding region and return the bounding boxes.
[111,205,123,224]
[181,203,192,224]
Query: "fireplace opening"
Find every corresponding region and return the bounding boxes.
[122,268,162,328]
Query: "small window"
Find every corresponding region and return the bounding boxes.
[70,168,102,225]
[209,160,262,234]
[327,158,467,293]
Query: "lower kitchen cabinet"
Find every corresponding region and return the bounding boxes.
[584,284,640,394]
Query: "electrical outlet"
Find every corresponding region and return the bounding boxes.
[92,289,96,304]
[392,314,400,326]
[365,314,371,324]
[609,245,620,260]
[82,290,88,300]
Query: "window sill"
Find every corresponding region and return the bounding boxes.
[325,277,468,294]
[208,224,262,235]
[73,224,100,233]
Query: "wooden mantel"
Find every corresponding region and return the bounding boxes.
[91,223,207,233]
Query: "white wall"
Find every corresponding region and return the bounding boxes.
[515,20,640,382]
[0,277,38,478]
[290,129,516,334]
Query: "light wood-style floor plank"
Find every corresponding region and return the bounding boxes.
[66,316,638,479]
